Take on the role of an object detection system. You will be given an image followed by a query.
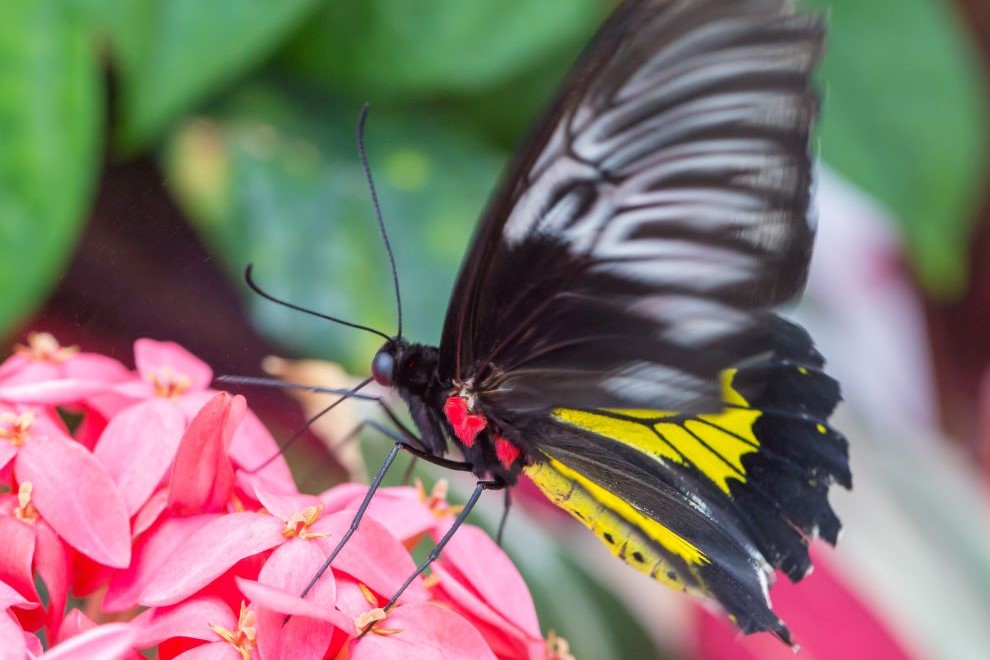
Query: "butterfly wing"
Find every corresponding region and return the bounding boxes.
[521,315,849,642]
[438,0,823,415]
[434,0,844,642]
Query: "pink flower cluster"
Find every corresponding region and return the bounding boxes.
[0,333,562,659]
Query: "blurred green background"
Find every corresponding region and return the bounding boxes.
[2,0,990,658]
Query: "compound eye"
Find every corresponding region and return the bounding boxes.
[371,350,396,387]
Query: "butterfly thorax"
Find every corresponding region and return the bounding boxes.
[371,338,525,483]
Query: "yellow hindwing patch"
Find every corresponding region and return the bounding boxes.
[525,456,708,588]
[551,369,761,494]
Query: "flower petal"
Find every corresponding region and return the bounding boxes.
[229,410,295,493]
[35,522,71,639]
[173,641,242,660]
[0,579,31,611]
[139,512,283,606]
[333,577,379,621]
[134,339,212,391]
[251,540,341,660]
[0,380,114,406]
[104,514,219,612]
[326,485,442,545]
[133,597,235,648]
[169,393,244,515]
[0,354,52,384]
[132,490,169,539]
[252,485,320,523]
[94,399,187,515]
[58,609,96,643]
[62,354,130,384]
[349,602,496,660]
[0,611,27,660]
[0,516,38,602]
[71,408,108,451]
[0,443,17,472]
[433,523,540,637]
[430,563,534,659]
[239,578,349,630]
[16,435,131,568]
[41,622,135,660]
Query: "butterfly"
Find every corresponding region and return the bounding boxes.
[248,0,850,646]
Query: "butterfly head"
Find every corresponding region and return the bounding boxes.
[370,339,403,387]
[371,338,438,394]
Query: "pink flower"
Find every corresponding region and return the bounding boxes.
[428,524,544,659]
[0,482,71,637]
[134,596,253,659]
[349,601,498,660]
[0,406,130,569]
[137,484,428,609]
[0,333,130,409]
[42,622,137,660]
[114,338,215,407]
[95,340,293,500]
[0,334,549,658]
[0,578,42,658]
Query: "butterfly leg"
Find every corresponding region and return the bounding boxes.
[400,456,419,485]
[359,478,506,634]
[301,438,404,598]
[301,418,474,599]
[496,488,512,547]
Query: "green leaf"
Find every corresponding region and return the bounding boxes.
[809,0,989,295]
[0,0,102,339]
[162,83,504,367]
[278,0,604,98]
[103,0,321,149]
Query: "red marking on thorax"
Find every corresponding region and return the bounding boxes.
[443,396,487,447]
[494,435,520,469]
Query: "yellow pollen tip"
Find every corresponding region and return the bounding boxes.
[14,482,39,523]
[355,608,387,634]
[282,504,327,539]
[418,478,457,518]
[15,332,78,364]
[209,603,256,660]
[545,630,575,660]
[358,582,378,606]
[148,367,193,398]
[0,411,35,446]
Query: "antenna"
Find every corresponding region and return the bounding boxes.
[243,264,390,342]
[357,103,403,338]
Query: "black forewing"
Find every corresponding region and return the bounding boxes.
[437,0,823,415]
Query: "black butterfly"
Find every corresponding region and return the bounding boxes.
[244,0,850,645]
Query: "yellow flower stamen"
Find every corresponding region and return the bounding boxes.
[416,478,463,518]
[354,608,388,635]
[0,411,35,447]
[208,602,256,660]
[15,333,78,364]
[281,504,329,540]
[358,582,378,606]
[546,630,575,660]
[13,483,39,524]
[147,367,193,399]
